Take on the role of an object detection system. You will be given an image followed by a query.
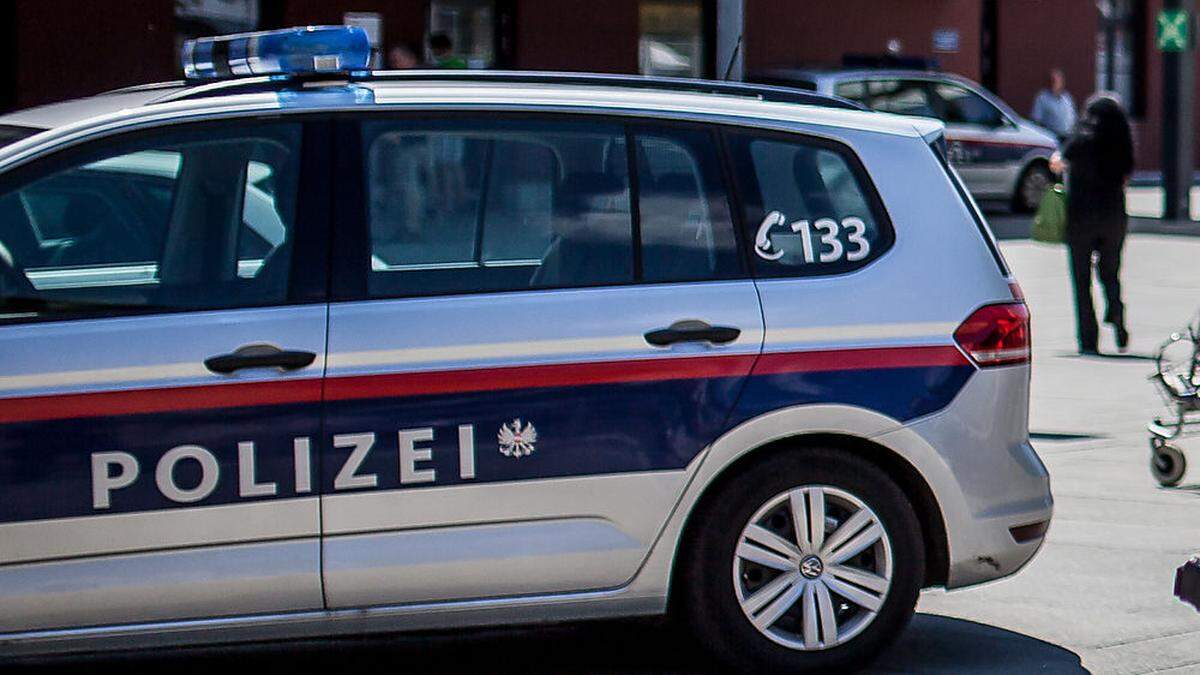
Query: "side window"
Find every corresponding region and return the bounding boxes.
[932,83,1007,128]
[834,81,867,104]
[867,80,936,117]
[364,118,636,298]
[632,127,741,283]
[238,160,289,278]
[728,132,892,277]
[0,123,301,319]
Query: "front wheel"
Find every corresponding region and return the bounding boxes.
[679,448,925,673]
[1014,162,1054,213]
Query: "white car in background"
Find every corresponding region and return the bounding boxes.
[752,68,1059,212]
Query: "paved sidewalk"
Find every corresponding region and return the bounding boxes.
[904,234,1200,674]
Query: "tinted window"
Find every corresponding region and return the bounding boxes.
[364,118,634,297]
[834,81,866,103]
[362,120,742,297]
[0,123,301,320]
[632,127,741,283]
[932,83,1006,127]
[867,80,936,117]
[728,132,891,277]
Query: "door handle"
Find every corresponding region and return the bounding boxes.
[205,344,316,374]
[644,320,741,347]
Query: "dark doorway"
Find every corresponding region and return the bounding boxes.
[981,0,999,92]
[0,1,16,113]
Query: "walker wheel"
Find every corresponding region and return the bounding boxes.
[1152,444,1187,487]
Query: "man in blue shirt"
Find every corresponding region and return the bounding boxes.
[1031,69,1077,142]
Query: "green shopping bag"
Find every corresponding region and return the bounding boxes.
[1031,184,1066,244]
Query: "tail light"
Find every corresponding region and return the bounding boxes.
[954,302,1031,367]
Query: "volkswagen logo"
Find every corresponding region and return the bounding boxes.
[799,555,824,579]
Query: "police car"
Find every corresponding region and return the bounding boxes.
[0,26,1051,672]
[751,68,1060,212]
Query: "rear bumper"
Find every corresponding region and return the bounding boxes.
[876,363,1052,589]
[942,474,1051,588]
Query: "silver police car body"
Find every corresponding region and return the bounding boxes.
[752,68,1060,211]
[0,31,1050,672]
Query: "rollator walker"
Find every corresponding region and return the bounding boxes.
[1148,317,1200,486]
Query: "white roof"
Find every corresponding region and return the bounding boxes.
[0,79,943,163]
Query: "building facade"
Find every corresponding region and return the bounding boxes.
[0,1,1183,170]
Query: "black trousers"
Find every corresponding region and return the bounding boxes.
[1067,229,1126,350]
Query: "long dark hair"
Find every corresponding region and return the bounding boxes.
[1079,93,1135,181]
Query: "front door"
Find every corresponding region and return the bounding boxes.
[0,119,329,632]
[319,115,763,607]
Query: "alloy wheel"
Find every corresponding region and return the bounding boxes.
[732,485,893,651]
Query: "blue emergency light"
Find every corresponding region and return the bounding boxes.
[181,25,371,80]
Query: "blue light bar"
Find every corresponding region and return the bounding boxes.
[182,26,370,80]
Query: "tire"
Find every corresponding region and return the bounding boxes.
[1152,444,1187,487]
[679,448,925,673]
[1013,162,1054,213]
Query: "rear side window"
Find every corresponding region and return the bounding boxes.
[834,81,866,103]
[866,80,936,117]
[361,117,742,298]
[728,131,892,277]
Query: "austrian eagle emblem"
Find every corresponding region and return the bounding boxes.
[498,418,538,458]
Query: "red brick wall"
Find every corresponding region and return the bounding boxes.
[994,1,1097,127]
[514,0,639,72]
[14,0,175,109]
[743,0,983,81]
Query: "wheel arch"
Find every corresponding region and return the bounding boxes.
[668,430,950,607]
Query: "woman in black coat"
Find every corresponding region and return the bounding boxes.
[1054,94,1135,354]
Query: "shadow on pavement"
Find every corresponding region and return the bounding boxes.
[875,613,1089,674]
[1054,350,1157,361]
[10,613,1086,675]
[1030,431,1107,441]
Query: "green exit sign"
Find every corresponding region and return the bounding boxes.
[1158,8,1192,52]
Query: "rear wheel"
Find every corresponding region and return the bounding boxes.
[679,448,925,673]
[1014,162,1054,212]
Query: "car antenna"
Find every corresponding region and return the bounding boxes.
[722,34,743,81]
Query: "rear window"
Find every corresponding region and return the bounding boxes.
[727,131,893,277]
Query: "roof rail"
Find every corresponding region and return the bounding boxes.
[357,70,869,110]
[146,69,869,111]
